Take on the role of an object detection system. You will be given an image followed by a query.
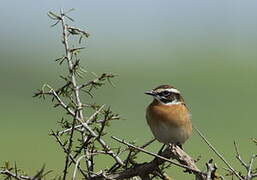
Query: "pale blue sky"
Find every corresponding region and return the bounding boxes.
[1,0,257,66]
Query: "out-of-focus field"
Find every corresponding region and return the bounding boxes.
[1,57,257,179]
[1,1,257,179]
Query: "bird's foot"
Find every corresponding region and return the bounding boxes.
[168,143,183,150]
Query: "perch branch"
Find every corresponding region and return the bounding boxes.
[90,136,207,180]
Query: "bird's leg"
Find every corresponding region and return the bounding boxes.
[157,144,166,155]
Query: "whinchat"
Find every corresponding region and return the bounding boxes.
[145,85,192,147]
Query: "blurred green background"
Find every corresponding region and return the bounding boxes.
[1,0,257,179]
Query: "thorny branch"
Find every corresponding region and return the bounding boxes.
[33,9,124,179]
[0,165,51,180]
[51,131,87,178]
[0,169,33,180]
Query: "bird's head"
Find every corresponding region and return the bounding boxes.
[145,85,184,105]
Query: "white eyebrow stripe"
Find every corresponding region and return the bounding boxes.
[166,88,180,94]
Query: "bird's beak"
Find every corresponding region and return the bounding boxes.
[144,90,155,96]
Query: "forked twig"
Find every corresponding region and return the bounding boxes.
[234,141,248,169]
[194,126,243,180]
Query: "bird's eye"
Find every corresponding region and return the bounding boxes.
[160,91,170,96]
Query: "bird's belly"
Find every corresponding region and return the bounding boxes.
[150,121,190,144]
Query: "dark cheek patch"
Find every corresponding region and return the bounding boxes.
[160,98,172,104]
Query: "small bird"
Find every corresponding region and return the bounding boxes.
[145,85,192,147]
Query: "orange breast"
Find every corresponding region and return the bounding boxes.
[146,101,191,127]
